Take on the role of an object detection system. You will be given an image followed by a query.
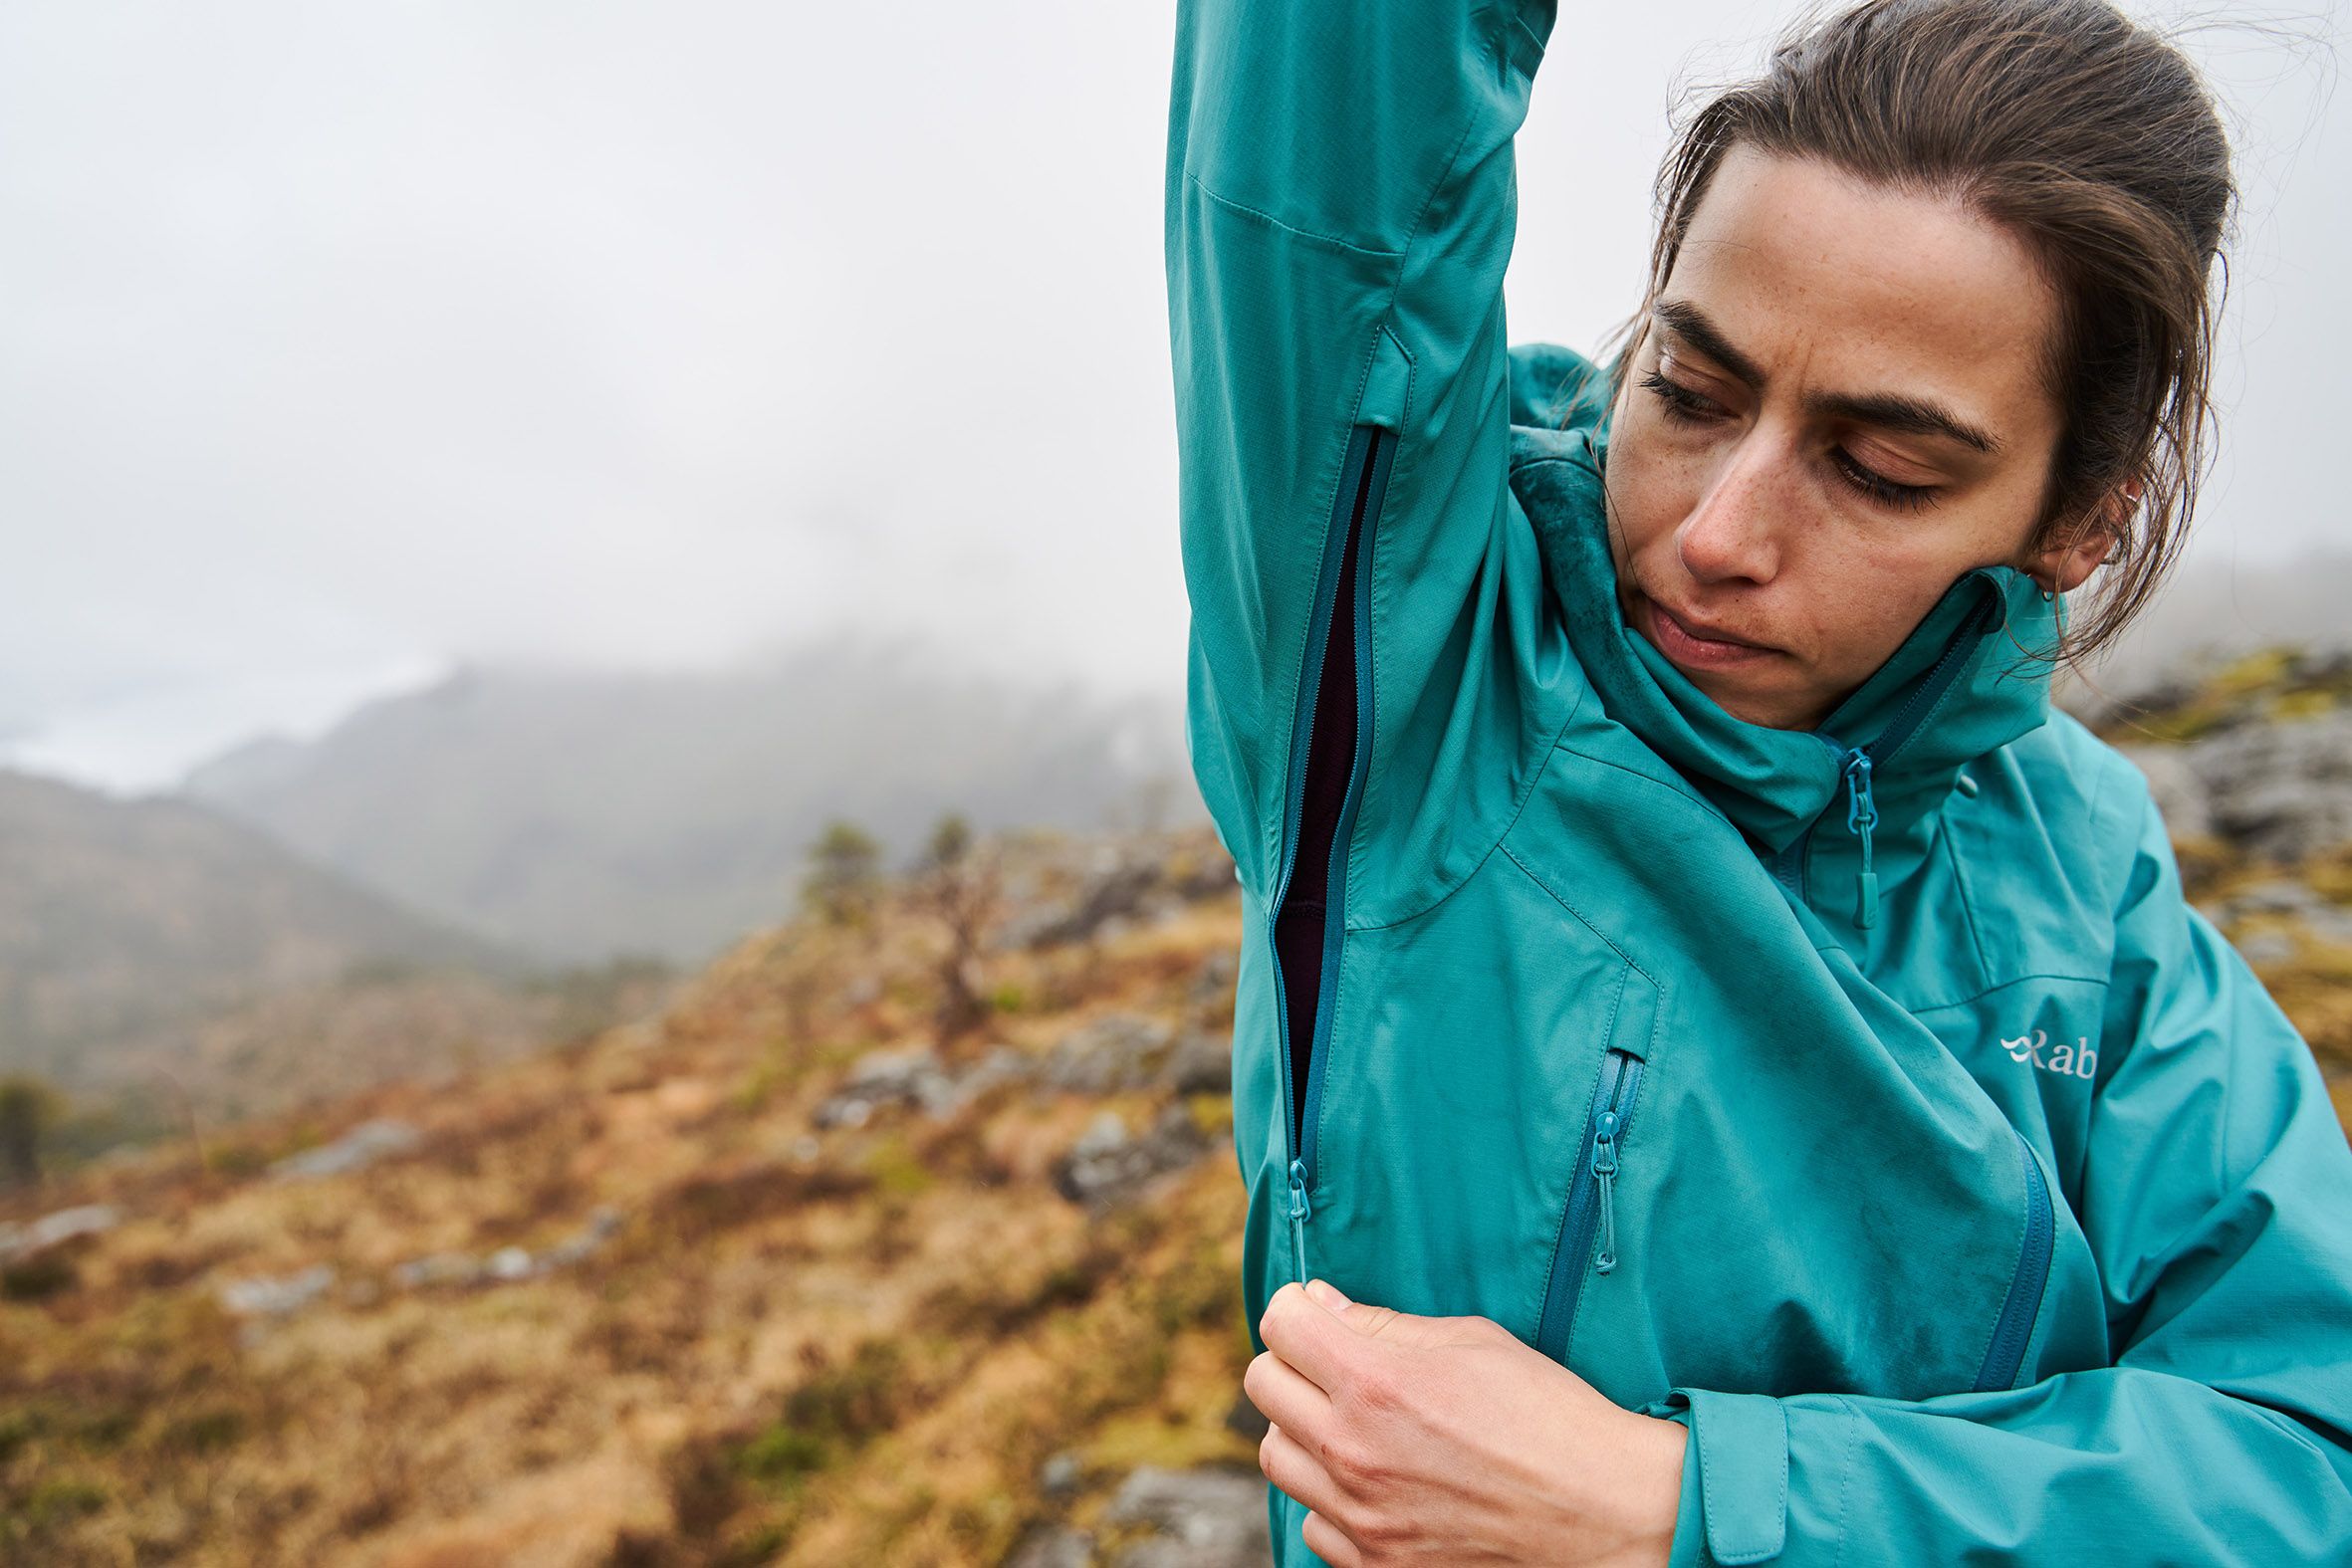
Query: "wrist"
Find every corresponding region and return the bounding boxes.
[1611,1412,1688,1568]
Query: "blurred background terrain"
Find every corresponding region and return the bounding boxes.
[2,0,2347,1563]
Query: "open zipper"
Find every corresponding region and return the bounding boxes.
[1532,1042,1646,1362]
[1266,422,1391,1285]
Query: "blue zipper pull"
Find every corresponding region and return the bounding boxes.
[1591,1109,1620,1274]
[1842,748,1880,929]
[1288,1158,1312,1281]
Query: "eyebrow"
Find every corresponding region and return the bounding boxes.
[1651,298,2003,457]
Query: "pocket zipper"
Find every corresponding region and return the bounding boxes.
[1533,1044,1645,1361]
[1973,1125,2054,1391]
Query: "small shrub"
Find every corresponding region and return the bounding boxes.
[1,1252,77,1302]
[156,1408,246,1456]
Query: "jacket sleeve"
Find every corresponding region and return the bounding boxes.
[1654,784,2352,1565]
[1165,0,1558,902]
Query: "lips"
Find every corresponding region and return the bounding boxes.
[1650,598,1772,651]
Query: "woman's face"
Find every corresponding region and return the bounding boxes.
[1602,142,2112,731]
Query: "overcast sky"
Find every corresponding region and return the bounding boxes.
[3,1,2343,796]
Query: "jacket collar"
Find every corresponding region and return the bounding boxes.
[1506,343,2061,861]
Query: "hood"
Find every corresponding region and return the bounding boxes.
[1505,342,2061,865]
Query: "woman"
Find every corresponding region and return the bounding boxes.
[1163,0,2352,1563]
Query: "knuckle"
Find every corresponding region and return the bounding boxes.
[1348,1364,1401,1417]
[1321,1431,1381,1490]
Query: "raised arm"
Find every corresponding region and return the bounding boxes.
[1164,0,1561,906]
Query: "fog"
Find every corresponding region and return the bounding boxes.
[2,1,2343,794]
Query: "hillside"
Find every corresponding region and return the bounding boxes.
[0,767,602,1129]
[0,652,2344,1566]
[0,823,1265,1566]
[181,633,1202,968]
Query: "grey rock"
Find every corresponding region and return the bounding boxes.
[815,1043,944,1128]
[0,1203,120,1262]
[390,1251,484,1290]
[269,1118,421,1182]
[541,1205,624,1268]
[216,1262,336,1318]
[1162,1030,1234,1095]
[1187,952,1239,1010]
[1003,1523,1096,1568]
[1055,1103,1211,1211]
[1039,1448,1087,1497]
[2185,711,2352,861]
[2306,906,2352,947]
[2234,930,2297,966]
[1000,859,1163,951]
[2117,744,2213,840]
[1047,1013,1178,1094]
[1103,1465,1272,1567]
[814,1040,1039,1128]
[486,1245,538,1281]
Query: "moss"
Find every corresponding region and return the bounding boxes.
[0,1253,76,1303]
[20,1474,108,1526]
[155,1408,246,1457]
[861,1133,935,1199]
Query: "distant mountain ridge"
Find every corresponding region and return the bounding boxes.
[0,766,533,1094]
[182,631,1201,967]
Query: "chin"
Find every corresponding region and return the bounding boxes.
[1689,670,1813,731]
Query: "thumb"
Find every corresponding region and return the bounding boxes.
[1305,1278,1428,1341]
[1308,1279,1508,1349]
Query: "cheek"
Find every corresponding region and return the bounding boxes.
[1601,419,1700,560]
[1799,542,1959,679]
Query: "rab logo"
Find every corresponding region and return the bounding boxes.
[2003,1029,2096,1079]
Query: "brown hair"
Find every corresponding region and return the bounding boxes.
[1570,0,2237,669]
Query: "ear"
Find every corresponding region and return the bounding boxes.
[2026,477,2141,596]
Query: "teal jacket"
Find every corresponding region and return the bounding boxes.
[1164,2,2352,1563]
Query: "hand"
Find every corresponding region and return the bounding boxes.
[1247,1278,1686,1567]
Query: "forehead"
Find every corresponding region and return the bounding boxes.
[1666,143,2061,432]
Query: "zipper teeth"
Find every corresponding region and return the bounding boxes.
[1298,427,1385,1185]
[1267,423,1383,1276]
[1975,1128,2054,1390]
[1533,1045,1641,1361]
[1779,584,1999,901]
[1867,588,1998,771]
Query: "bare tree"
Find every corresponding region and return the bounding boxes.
[910,812,1003,1052]
[0,1074,63,1191]
[801,818,882,929]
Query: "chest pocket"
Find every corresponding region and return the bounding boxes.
[1533,960,1658,1363]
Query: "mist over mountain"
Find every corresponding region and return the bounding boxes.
[182,631,1202,967]
[0,767,534,1093]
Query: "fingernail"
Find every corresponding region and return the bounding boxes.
[1306,1277,1350,1311]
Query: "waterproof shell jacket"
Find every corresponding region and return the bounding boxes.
[1164,2,2352,1563]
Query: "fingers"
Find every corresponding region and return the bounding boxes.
[1243,1343,1332,1441]
[1300,1501,1366,1568]
[1261,1420,1359,1565]
[1260,1279,1365,1393]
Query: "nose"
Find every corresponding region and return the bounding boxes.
[1676,437,1783,586]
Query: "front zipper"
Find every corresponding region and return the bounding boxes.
[1767,589,1999,923]
[1532,1043,1646,1362]
[1974,1125,2054,1391]
[1266,421,1391,1285]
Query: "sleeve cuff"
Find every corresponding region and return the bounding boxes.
[1648,1389,1789,1565]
